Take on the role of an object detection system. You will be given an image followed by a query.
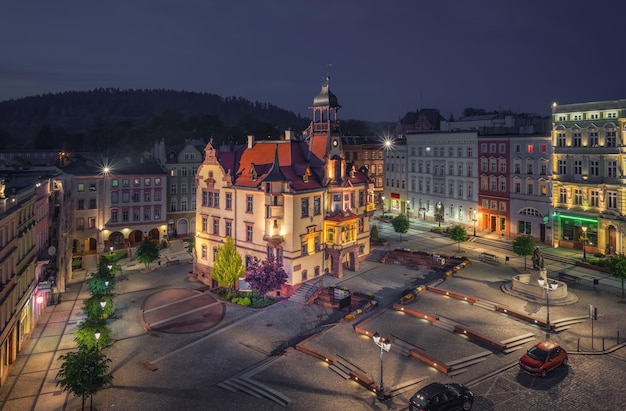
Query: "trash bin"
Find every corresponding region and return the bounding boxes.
[505,256,510,262]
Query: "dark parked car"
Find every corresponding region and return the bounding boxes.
[519,340,568,377]
[409,382,473,411]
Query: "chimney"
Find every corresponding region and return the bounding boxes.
[284,130,292,141]
[247,135,254,149]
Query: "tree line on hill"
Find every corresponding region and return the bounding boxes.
[0,88,381,155]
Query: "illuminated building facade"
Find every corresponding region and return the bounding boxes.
[195,77,375,296]
[552,100,626,254]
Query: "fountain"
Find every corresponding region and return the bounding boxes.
[510,247,570,302]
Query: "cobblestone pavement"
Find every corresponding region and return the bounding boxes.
[471,348,626,410]
[1,222,625,411]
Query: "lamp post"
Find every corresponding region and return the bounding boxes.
[381,196,386,217]
[94,329,101,350]
[100,300,106,320]
[471,209,477,237]
[372,331,391,402]
[581,226,588,261]
[537,278,558,331]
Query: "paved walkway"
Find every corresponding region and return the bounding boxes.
[1,224,624,410]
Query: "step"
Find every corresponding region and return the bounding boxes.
[503,336,536,350]
[551,316,588,326]
[329,364,352,379]
[473,301,497,311]
[500,333,535,345]
[449,356,488,370]
[447,351,491,367]
[240,376,291,407]
[390,338,415,356]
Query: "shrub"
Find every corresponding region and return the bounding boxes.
[237,297,251,306]
[72,258,82,269]
[594,252,605,258]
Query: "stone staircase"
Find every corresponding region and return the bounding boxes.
[288,281,320,304]
[217,355,290,407]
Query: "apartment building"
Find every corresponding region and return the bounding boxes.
[341,136,384,205]
[154,139,205,238]
[0,174,53,386]
[406,131,478,228]
[508,135,553,244]
[64,156,167,266]
[552,100,626,255]
[382,136,408,216]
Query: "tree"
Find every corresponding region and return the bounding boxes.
[83,294,114,323]
[185,234,195,255]
[391,214,410,241]
[136,238,160,269]
[370,225,380,242]
[513,235,536,269]
[212,236,245,290]
[449,225,468,252]
[56,347,113,411]
[75,320,111,351]
[244,256,288,296]
[607,253,626,297]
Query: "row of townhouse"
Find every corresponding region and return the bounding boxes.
[0,168,73,387]
[384,99,626,256]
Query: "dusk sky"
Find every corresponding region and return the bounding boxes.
[2,1,625,122]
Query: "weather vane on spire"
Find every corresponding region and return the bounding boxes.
[324,63,332,84]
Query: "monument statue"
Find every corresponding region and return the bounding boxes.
[532,246,544,270]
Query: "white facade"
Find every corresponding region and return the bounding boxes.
[406,131,479,229]
[508,135,553,244]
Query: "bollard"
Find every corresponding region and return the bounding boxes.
[603,337,605,351]
[577,338,580,352]
[618,331,620,344]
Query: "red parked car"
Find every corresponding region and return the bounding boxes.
[519,340,568,377]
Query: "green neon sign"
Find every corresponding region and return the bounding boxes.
[557,214,597,223]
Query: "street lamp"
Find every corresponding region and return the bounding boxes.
[471,209,478,237]
[581,226,588,261]
[372,331,391,402]
[94,329,101,350]
[537,278,558,331]
[100,300,106,320]
[381,196,386,217]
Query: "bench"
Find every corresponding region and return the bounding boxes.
[480,252,498,263]
[558,272,580,284]
[165,259,180,266]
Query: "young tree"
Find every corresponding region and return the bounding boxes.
[185,233,196,256]
[370,225,379,242]
[244,256,288,296]
[212,236,245,290]
[136,238,160,269]
[513,235,536,269]
[391,214,410,241]
[75,320,111,351]
[56,348,113,411]
[83,294,114,323]
[607,253,626,297]
[449,225,468,252]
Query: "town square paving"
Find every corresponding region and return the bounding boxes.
[1,221,625,410]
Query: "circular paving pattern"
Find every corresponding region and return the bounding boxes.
[140,288,225,334]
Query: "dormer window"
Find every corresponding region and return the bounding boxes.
[250,163,257,181]
[303,167,311,183]
[349,165,355,178]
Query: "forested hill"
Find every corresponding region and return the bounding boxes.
[0,88,312,154]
